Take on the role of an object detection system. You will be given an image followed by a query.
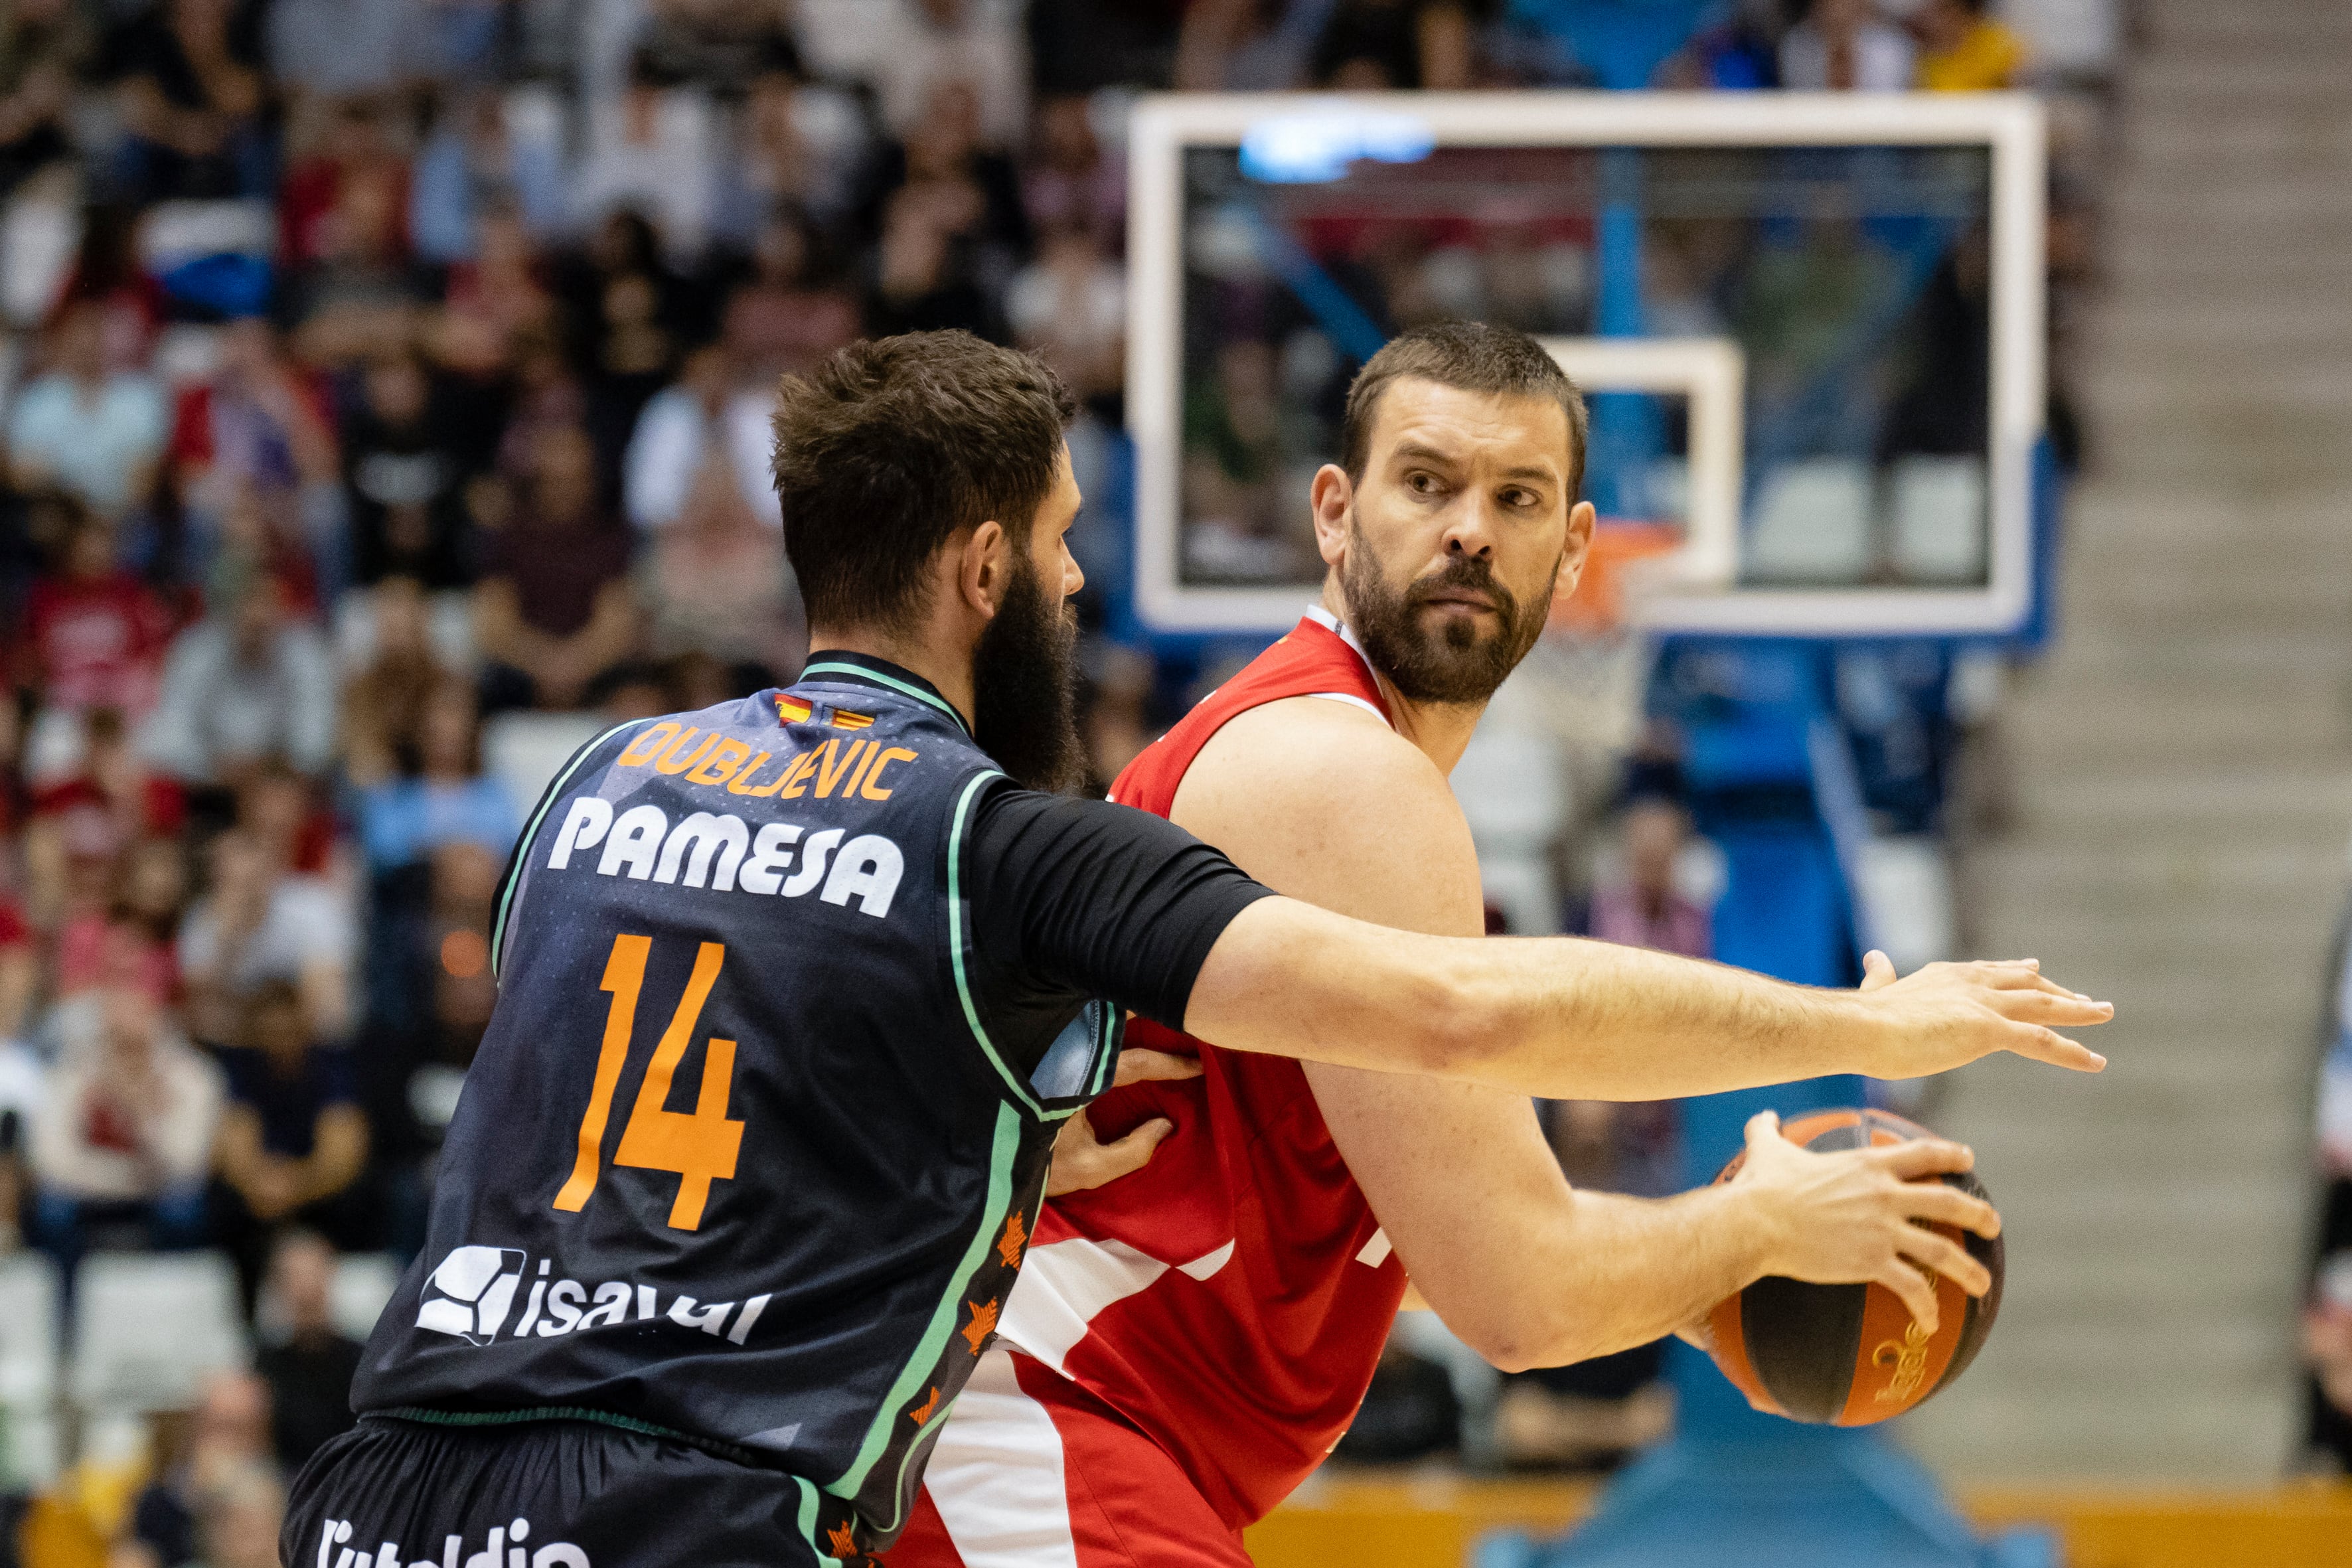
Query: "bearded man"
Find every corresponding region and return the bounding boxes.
[885,322,2056,1568]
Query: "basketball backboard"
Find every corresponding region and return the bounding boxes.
[1127,91,2047,637]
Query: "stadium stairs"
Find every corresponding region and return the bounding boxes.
[1907,0,2352,1482]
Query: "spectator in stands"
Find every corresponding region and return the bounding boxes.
[625,342,763,533]
[213,982,367,1311]
[266,0,435,104]
[714,220,861,382]
[1311,0,1474,90]
[1175,0,1318,91]
[179,827,352,1046]
[165,319,340,573]
[276,98,410,274]
[633,0,802,102]
[431,202,562,379]
[281,160,433,372]
[0,0,89,196]
[17,501,175,718]
[635,440,804,682]
[560,210,700,475]
[572,52,720,267]
[473,422,641,711]
[869,80,1028,339]
[111,0,274,202]
[141,572,338,787]
[7,302,170,522]
[867,0,1029,150]
[340,576,455,789]
[1911,0,2029,90]
[1586,788,1712,959]
[54,203,168,376]
[129,1370,277,1568]
[1778,0,1913,91]
[1006,220,1126,402]
[254,1229,362,1472]
[716,72,871,246]
[193,1460,285,1568]
[341,349,481,591]
[353,678,518,874]
[1019,94,1123,252]
[410,90,571,266]
[29,934,222,1292]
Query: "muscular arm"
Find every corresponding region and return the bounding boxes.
[1177,706,2109,1097]
[1169,699,1771,1367]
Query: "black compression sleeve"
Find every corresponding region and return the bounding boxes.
[963,782,1274,1032]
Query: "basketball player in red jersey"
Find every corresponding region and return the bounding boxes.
[882,323,2100,1568]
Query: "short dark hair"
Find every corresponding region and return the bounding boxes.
[772,331,1077,632]
[1340,321,1589,497]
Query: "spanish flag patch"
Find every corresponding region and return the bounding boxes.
[776,694,875,730]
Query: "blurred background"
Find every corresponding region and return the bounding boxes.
[0,0,2337,1563]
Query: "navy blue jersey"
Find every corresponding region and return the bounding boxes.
[354,656,1269,1552]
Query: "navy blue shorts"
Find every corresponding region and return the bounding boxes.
[283,1415,852,1568]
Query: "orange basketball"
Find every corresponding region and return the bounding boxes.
[1705,1109,2003,1426]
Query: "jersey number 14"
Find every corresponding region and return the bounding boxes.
[552,935,745,1230]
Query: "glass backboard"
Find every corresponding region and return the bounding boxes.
[1127,92,2046,636]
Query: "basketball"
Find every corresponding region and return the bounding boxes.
[1705,1109,2005,1427]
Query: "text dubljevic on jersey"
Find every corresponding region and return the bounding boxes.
[544,721,921,915]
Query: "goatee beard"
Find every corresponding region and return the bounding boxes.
[971,554,1087,793]
[1341,516,1552,706]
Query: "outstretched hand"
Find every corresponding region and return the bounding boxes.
[1044,1048,1202,1198]
[1853,950,2112,1079]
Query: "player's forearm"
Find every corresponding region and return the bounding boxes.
[1191,900,1889,1099]
[1435,936,1888,1100]
[1486,1187,1771,1371]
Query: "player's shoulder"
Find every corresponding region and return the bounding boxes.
[1206,694,1447,797]
[1178,694,1462,863]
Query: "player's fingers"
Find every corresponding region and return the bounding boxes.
[1982,988,2114,1026]
[1673,1318,1716,1354]
[1897,1183,2000,1239]
[1742,1110,1782,1152]
[2002,1025,2108,1073]
[1897,1227,1992,1297]
[1097,1117,1177,1170]
[1870,1138,1974,1179]
[1877,1263,1941,1334]
[1859,950,1898,992]
[1113,1048,1204,1087]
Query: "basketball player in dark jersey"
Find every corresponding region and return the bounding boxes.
[281,333,2108,1568]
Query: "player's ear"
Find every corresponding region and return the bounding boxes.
[1551,499,1598,599]
[1309,464,1354,568]
[960,518,1011,619]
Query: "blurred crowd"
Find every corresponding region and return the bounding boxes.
[0,0,2120,1547]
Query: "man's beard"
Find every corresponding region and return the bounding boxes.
[972,553,1087,793]
[1341,516,1554,706]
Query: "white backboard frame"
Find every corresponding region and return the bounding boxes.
[1127,91,2047,637]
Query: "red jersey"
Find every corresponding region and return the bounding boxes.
[999,611,1407,1529]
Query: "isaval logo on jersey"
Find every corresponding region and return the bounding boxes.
[416,1245,771,1349]
[415,1246,528,1345]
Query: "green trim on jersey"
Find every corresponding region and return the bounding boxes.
[944,771,1083,1123]
[828,1101,1022,1526]
[795,1477,846,1567]
[489,718,648,979]
[800,661,973,736]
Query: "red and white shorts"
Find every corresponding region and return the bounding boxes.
[880,1350,1251,1568]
